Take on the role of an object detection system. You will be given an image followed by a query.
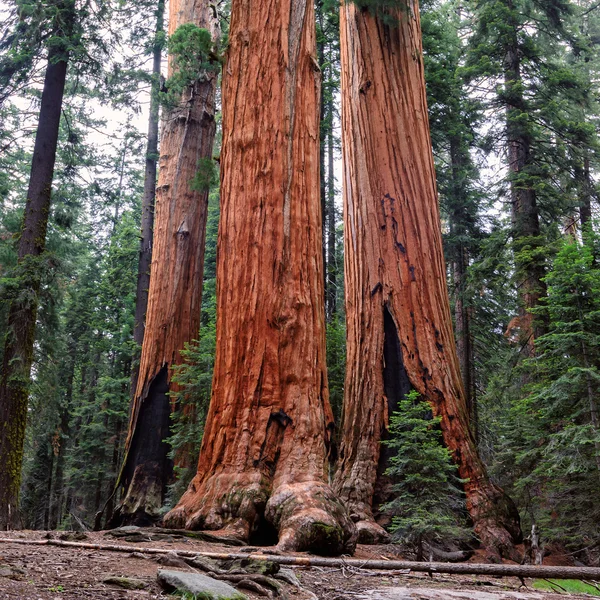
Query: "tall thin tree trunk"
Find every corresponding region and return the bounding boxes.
[504,13,546,351]
[131,0,165,397]
[0,3,74,529]
[49,348,75,529]
[111,0,220,526]
[333,1,521,559]
[317,0,328,298]
[164,0,356,555]
[326,85,337,321]
[449,135,476,435]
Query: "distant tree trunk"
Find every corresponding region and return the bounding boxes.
[49,351,74,530]
[504,18,546,352]
[164,0,356,555]
[130,0,165,398]
[111,0,219,527]
[0,3,74,529]
[333,1,522,559]
[326,86,337,321]
[577,155,593,246]
[449,135,476,435]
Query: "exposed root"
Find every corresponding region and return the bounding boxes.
[355,520,390,545]
[162,472,268,542]
[265,482,357,555]
[469,485,523,563]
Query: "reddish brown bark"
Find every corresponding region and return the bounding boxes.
[111,0,219,526]
[130,0,165,396]
[163,0,356,555]
[333,2,521,559]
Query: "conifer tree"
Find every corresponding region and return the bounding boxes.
[383,391,470,561]
[164,0,356,554]
[0,0,77,529]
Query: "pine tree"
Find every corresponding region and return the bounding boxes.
[501,235,600,549]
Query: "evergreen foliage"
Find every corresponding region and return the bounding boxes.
[383,391,470,560]
[491,233,600,549]
[0,0,598,561]
[160,24,219,109]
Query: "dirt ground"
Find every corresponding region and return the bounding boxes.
[0,531,593,600]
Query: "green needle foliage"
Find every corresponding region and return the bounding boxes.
[382,391,470,560]
[160,24,219,109]
[504,232,600,547]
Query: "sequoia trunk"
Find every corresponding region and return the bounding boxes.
[130,0,165,396]
[0,8,73,528]
[111,0,219,526]
[333,2,522,559]
[163,0,356,555]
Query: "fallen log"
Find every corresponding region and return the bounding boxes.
[1,537,600,581]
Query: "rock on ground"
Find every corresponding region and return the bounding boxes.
[157,568,248,599]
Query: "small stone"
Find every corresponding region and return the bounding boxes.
[218,558,280,576]
[274,568,300,587]
[157,551,189,569]
[158,569,247,600]
[187,555,220,573]
[105,525,141,537]
[0,564,25,579]
[103,576,148,590]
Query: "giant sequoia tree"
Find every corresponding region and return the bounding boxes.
[332,0,522,558]
[111,0,220,526]
[164,0,356,555]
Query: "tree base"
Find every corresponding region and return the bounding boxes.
[470,485,523,563]
[162,472,266,540]
[266,481,357,555]
[163,473,356,555]
[109,462,165,528]
[354,520,390,545]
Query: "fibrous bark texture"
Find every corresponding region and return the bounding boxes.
[0,22,72,529]
[130,0,165,396]
[112,0,219,526]
[164,0,356,555]
[333,2,521,559]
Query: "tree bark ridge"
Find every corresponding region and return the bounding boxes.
[333,1,521,558]
[163,0,355,555]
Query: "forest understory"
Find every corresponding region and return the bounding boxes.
[0,529,597,600]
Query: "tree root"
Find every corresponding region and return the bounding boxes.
[354,520,390,545]
[163,474,357,555]
[162,472,267,542]
[265,481,357,555]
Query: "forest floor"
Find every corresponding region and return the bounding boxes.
[0,530,595,600]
